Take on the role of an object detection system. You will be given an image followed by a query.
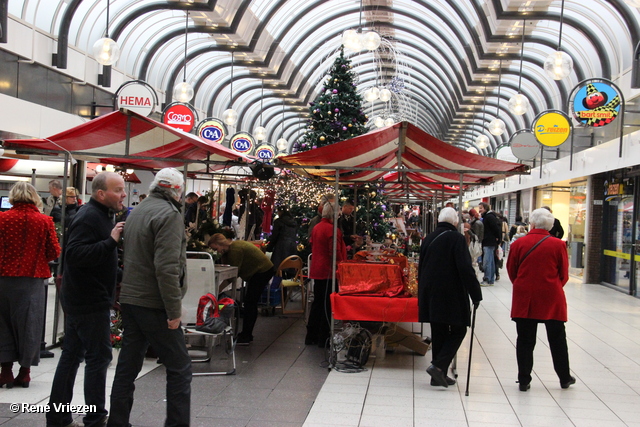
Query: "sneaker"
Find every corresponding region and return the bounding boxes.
[480,282,491,287]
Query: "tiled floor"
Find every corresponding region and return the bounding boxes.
[3,269,640,426]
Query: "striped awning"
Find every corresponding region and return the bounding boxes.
[277,122,528,185]
[1,109,247,171]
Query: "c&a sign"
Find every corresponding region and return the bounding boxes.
[197,118,227,144]
[230,132,255,154]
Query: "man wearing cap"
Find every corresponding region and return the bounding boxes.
[108,168,191,427]
[47,172,126,427]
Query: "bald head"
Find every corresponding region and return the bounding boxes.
[92,172,126,211]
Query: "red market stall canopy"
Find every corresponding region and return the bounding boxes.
[381,171,461,200]
[1,109,247,171]
[277,122,528,186]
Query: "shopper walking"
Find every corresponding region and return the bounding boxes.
[266,205,299,271]
[208,233,274,345]
[507,208,574,392]
[108,168,191,427]
[478,202,501,285]
[0,182,60,389]
[418,207,482,387]
[47,172,126,427]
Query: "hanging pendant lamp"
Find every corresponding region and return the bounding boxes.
[508,19,530,116]
[222,52,238,126]
[488,60,506,136]
[543,0,573,80]
[172,12,194,103]
[92,0,120,66]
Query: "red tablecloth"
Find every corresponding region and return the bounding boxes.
[337,261,406,297]
[331,293,418,322]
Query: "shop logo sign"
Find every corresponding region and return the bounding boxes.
[571,81,621,127]
[532,111,571,147]
[162,103,196,133]
[230,132,255,154]
[509,131,539,160]
[115,81,157,116]
[196,118,226,144]
[255,145,275,160]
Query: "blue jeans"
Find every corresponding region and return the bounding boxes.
[47,309,112,427]
[107,304,191,427]
[482,246,496,284]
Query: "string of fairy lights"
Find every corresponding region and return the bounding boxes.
[247,173,333,207]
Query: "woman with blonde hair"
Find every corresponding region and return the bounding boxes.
[0,182,60,388]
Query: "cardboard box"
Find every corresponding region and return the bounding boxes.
[384,325,430,355]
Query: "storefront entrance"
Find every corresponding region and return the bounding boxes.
[602,175,639,295]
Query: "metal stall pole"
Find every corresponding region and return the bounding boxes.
[457,174,464,233]
[51,152,71,348]
[329,169,340,369]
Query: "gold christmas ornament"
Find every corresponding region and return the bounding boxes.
[348,123,352,127]
[297,243,305,251]
[328,111,332,115]
[319,136,326,141]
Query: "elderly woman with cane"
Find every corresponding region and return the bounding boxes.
[507,208,574,392]
[418,207,482,387]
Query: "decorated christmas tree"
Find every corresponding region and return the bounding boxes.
[341,184,392,244]
[293,46,368,152]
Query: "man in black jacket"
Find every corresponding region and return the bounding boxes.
[47,172,126,427]
[418,207,482,387]
[478,202,501,286]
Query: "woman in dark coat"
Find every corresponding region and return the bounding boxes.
[507,208,573,392]
[266,206,299,270]
[418,207,482,388]
[0,182,60,388]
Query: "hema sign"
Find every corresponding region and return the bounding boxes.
[115,81,158,117]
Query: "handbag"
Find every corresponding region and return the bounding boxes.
[195,293,235,334]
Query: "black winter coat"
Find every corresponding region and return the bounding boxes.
[418,222,482,326]
[481,211,501,247]
[267,213,299,270]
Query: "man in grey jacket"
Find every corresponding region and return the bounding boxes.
[108,168,191,427]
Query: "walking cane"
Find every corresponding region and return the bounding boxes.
[465,304,478,396]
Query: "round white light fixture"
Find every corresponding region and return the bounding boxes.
[92,37,121,66]
[342,29,362,52]
[362,31,381,51]
[374,116,385,128]
[173,81,194,103]
[222,108,238,126]
[276,138,288,151]
[105,164,115,172]
[475,135,489,149]
[466,146,478,154]
[384,117,394,126]
[364,87,380,103]
[379,88,392,102]
[544,51,573,80]
[126,169,134,174]
[488,118,506,136]
[508,93,530,115]
[254,126,267,141]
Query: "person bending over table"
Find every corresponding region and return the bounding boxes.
[306,202,347,348]
[208,234,274,345]
[418,207,482,388]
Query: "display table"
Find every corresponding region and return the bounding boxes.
[216,265,239,296]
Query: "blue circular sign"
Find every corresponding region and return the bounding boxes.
[255,144,275,159]
[230,132,255,154]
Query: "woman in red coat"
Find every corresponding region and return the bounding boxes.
[306,201,347,347]
[0,182,60,388]
[507,208,573,392]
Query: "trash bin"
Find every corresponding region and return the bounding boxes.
[570,242,584,268]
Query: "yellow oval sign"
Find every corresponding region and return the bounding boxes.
[533,112,571,147]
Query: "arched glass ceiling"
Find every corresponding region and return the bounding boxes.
[4,0,640,156]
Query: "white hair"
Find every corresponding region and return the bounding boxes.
[438,207,459,226]
[322,201,336,219]
[529,208,554,231]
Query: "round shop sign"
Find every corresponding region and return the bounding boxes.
[510,131,539,160]
[532,111,571,147]
[197,118,227,144]
[162,103,196,133]
[255,144,275,160]
[115,81,157,116]
[571,81,621,127]
[230,132,255,154]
